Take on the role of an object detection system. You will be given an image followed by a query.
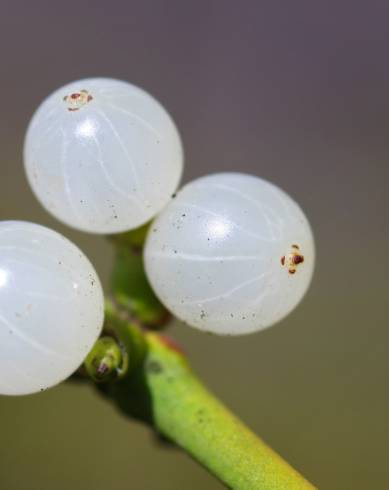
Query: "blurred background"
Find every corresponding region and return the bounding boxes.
[0,1,388,488]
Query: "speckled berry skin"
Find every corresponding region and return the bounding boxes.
[0,221,104,395]
[24,78,183,234]
[144,173,315,335]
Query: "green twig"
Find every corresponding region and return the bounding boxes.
[83,229,316,489]
[97,331,315,489]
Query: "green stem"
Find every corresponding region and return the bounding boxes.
[98,331,316,489]
[109,234,169,327]
[93,230,316,488]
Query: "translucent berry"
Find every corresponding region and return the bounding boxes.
[0,221,104,395]
[144,173,315,335]
[24,78,183,234]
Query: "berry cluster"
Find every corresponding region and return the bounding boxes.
[1,78,314,395]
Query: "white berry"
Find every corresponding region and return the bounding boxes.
[144,173,315,335]
[24,78,183,234]
[0,221,104,395]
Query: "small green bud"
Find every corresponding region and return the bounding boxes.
[84,337,123,383]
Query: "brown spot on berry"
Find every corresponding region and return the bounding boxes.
[64,89,93,111]
[281,244,305,274]
[293,254,304,265]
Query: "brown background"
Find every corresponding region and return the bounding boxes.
[0,1,388,489]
